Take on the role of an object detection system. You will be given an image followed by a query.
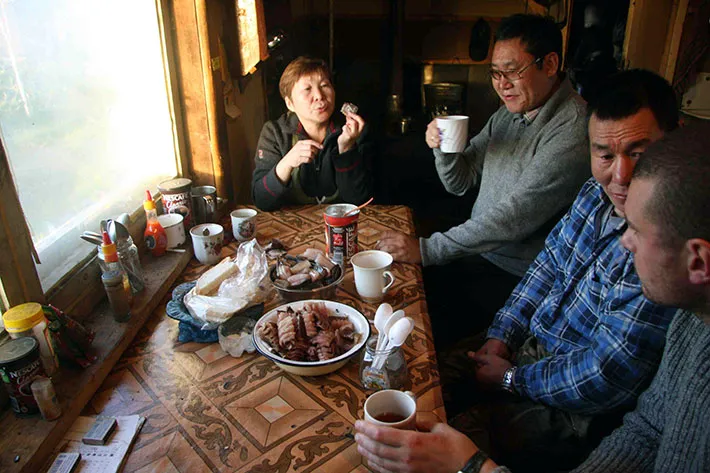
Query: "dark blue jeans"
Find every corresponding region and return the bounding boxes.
[439,334,622,472]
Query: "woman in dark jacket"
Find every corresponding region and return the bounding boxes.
[252,56,373,211]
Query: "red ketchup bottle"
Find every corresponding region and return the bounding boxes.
[143,190,168,257]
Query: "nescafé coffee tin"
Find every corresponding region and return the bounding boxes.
[158,177,193,229]
[324,204,359,265]
[0,337,45,416]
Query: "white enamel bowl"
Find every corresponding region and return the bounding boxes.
[253,299,370,376]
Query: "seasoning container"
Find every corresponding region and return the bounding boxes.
[3,303,59,376]
[31,377,62,420]
[116,233,145,293]
[101,231,133,304]
[359,335,408,391]
[102,270,131,322]
[143,190,168,257]
[0,337,45,416]
[324,203,359,266]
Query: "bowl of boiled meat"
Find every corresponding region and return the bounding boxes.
[253,299,370,376]
[270,248,343,301]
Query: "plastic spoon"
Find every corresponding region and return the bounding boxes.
[380,309,405,350]
[373,303,393,351]
[342,197,374,217]
[374,317,414,370]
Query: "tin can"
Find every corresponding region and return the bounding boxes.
[0,337,45,416]
[158,177,193,229]
[324,204,359,266]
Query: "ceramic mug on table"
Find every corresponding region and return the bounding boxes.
[191,185,217,225]
[189,223,224,265]
[351,250,395,303]
[230,209,257,242]
[157,213,186,249]
[363,389,417,430]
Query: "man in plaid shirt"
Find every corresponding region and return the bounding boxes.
[354,70,683,473]
[455,70,682,469]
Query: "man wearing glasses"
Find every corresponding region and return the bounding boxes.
[377,14,591,346]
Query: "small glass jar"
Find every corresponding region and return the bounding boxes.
[359,335,408,391]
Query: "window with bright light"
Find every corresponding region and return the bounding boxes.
[237,0,267,75]
[0,0,178,290]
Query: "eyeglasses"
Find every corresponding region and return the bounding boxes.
[489,57,542,82]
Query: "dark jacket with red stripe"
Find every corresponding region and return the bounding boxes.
[251,112,373,211]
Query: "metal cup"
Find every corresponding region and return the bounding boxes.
[191,185,217,225]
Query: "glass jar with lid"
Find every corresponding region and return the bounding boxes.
[359,335,408,391]
[2,303,58,376]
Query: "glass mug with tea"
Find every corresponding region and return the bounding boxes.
[363,389,417,430]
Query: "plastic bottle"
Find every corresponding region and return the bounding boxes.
[143,190,168,257]
[2,303,59,377]
[101,231,132,305]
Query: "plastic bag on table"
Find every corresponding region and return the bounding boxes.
[184,239,271,330]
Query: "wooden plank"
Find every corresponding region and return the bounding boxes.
[623,0,677,72]
[0,249,192,473]
[0,138,44,306]
[660,0,689,82]
[169,0,215,186]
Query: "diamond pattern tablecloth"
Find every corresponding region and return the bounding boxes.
[86,205,444,473]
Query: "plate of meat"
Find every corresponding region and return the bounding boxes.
[253,299,370,376]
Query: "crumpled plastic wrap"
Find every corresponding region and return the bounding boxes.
[218,303,264,357]
[184,239,271,330]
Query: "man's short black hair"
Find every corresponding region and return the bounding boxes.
[587,69,679,133]
[633,123,710,243]
[495,14,562,64]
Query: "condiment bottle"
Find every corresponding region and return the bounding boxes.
[143,190,168,257]
[2,303,59,377]
[31,377,62,421]
[101,231,132,305]
[102,270,131,322]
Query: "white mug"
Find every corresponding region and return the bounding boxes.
[189,223,224,265]
[351,250,395,303]
[363,389,417,430]
[230,208,258,242]
[436,115,469,153]
[157,213,186,249]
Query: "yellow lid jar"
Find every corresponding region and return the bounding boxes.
[2,303,58,376]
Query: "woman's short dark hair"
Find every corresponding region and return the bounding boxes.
[633,123,710,242]
[495,14,562,64]
[279,56,332,100]
[587,69,679,133]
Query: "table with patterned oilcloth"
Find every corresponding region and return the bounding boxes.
[87,205,444,472]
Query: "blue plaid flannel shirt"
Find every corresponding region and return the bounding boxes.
[487,178,678,414]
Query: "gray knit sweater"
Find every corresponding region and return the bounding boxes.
[572,310,710,473]
[420,78,590,276]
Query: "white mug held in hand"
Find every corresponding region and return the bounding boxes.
[363,389,417,430]
[436,115,469,153]
[351,250,395,303]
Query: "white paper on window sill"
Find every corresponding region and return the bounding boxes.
[53,414,145,473]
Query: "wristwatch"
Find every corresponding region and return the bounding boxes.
[501,366,517,393]
[458,450,489,473]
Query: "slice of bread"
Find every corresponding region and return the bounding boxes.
[195,256,239,295]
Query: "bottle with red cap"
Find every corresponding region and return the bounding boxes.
[143,190,168,257]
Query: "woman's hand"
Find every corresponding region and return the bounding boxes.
[425,119,441,149]
[275,139,323,184]
[355,418,497,473]
[338,111,366,154]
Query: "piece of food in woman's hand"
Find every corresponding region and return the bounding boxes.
[340,102,358,115]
